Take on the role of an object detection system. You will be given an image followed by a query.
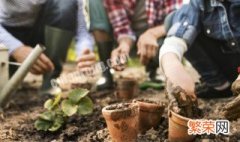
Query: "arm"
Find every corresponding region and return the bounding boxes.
[137,25,166,65]
[104,0,135,44]
[104,0,135,70]
[159,4,201,99]
[0,24,54,74]
[0,24,23,54]
[76,0,94,57]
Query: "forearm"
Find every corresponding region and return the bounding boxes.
[0,24,23,54]
[146,25,166,39]
[162,53,195,93]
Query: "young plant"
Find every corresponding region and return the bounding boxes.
[34,88,93,132]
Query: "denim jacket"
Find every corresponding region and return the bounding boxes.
[167,0,240,53]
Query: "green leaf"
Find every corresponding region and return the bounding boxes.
[34,119,52,131]
[68,89,89,103]
[61,100,78,116]
[49,115,64,132]
[39,111,55,121]
[44,94,61,110]
[77,96,94,115]
[44,99,54,110]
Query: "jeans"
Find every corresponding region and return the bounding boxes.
[185,32,240,87]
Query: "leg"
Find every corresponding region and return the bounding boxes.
[184,33,239,98]
[33,0,78,92]
[89,0,114,90]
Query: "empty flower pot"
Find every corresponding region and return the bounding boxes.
[168,109,195,142]
[115,78,137,100]
[133,99,166,133]
[102,103,139,142]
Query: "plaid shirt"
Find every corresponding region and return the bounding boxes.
[104,0,183,41]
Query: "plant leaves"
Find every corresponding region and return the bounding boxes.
[77,96,94,115]
[44,94,61,110]
[49,115,64,132]
[68,89,89,103]
[39,111,55,121]
[44,99,54,110]
[34,119,52,131]
[61,100,78,116]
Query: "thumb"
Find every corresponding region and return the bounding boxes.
[81,48,90,55]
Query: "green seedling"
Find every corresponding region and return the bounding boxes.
[35,88,93,132]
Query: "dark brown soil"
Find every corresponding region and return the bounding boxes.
[1,87,240,142]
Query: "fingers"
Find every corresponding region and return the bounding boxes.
[78,60,96,69]
[78,52,96,62]
[39,54,55,72]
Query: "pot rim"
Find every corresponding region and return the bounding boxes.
[102,103,138,114]
[133,99,166,112]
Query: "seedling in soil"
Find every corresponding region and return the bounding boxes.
[34,88,93,132]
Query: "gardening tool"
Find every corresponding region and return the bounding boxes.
[0,44,45,107]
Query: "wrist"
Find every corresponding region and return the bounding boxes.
[147,25,166,39]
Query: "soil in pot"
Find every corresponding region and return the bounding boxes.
[102,103,139,142]
[132,99,166,133]
[115,78,137,100]
[166,82,203,142]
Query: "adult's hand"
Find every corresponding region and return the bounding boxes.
[137,30,159,65]
[77,48,96,70]
[111,41,130,71]
[11,46,54,75]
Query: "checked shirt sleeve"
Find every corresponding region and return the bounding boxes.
[104,0,136,42]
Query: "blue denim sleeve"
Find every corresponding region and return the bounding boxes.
[167,3,201,46]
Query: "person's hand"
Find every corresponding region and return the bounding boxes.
[11,46,54,75]
[111,42,130,71]
[77,48,96,71]
[137,30,159,65]
[162,53,197,100]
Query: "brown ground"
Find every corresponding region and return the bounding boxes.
[0,63,240,142]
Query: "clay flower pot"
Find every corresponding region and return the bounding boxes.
[133,99,166,133]
[115,78,137,100]
[102,103,139,142]
[168,109,195,142]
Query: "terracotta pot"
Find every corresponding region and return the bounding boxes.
[168,109,195,142]
[133,99,165,133]
[115,78,137,100]
[102,103,139,142]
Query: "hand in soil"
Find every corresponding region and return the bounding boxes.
[166,81,201,118]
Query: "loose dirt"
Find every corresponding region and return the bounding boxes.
[0,65,240,142]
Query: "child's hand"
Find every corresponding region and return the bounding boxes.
[162,53,197,100]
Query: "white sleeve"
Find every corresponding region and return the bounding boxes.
[159,36,188,68]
